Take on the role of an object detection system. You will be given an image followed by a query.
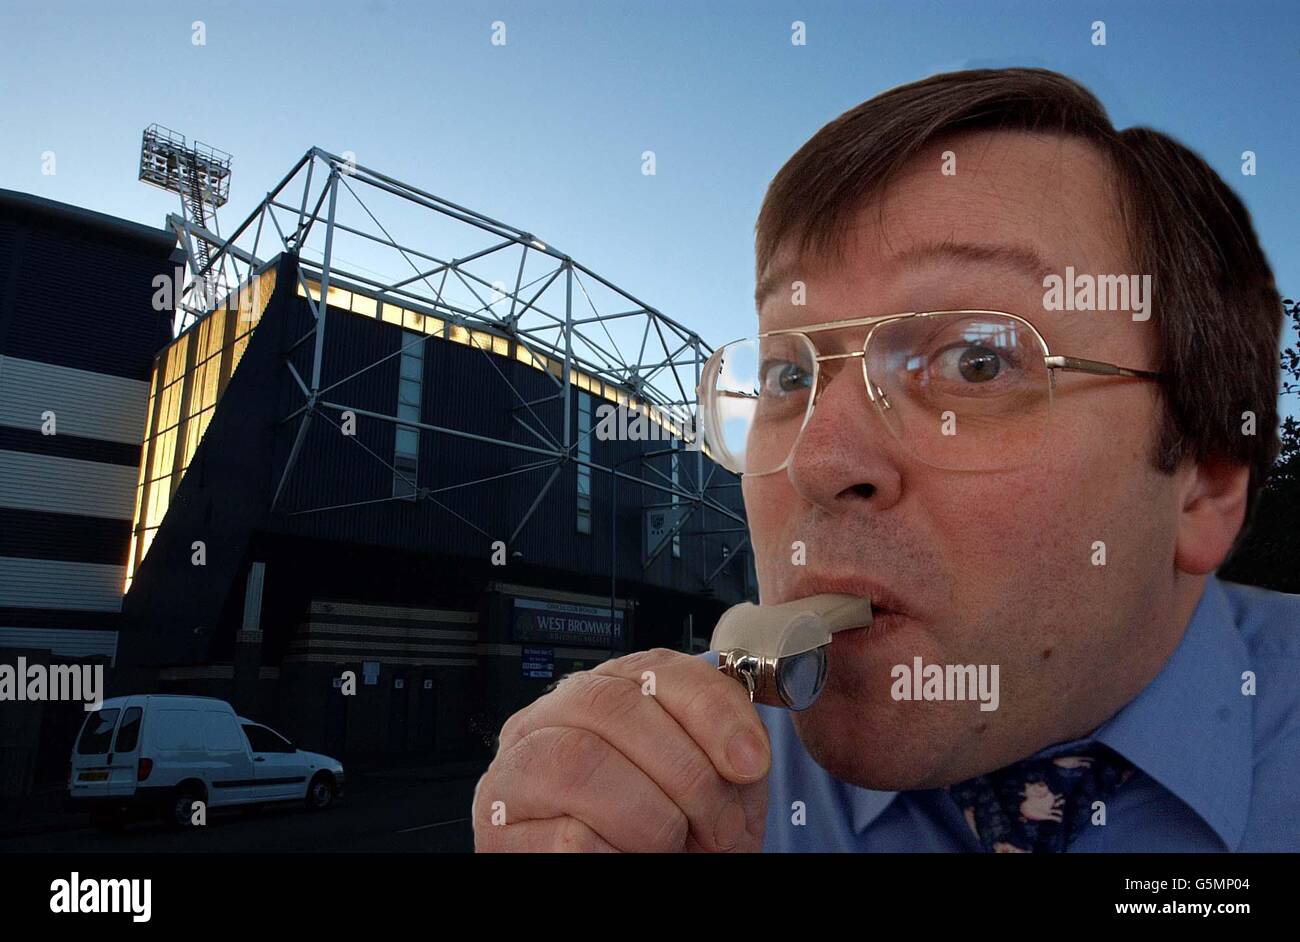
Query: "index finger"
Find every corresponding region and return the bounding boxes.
[591,648,771,785]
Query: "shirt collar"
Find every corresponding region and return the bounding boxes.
[1092,575,1254,850]
[848,782,899,834]
[847,576,1254,847]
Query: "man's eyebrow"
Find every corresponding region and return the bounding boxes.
[889,240,1055,283]
[754,239,1055,310]
[754,260,800,309]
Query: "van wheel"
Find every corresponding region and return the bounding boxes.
[170,788,204,828]
[306,774,335,811]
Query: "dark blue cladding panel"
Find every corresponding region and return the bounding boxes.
[0,194,175,380]
[0,507,131,565]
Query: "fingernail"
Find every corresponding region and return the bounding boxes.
[713,797,747,851]
[727,729,768,778]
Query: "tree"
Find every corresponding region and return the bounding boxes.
[1218,297,1300,592]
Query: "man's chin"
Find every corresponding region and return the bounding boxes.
[791,695,956,791]
[792,615,999,789]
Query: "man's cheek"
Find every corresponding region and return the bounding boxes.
[743,482,790,574]
[922,480,1047,591]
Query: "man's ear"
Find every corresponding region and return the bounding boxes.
[1173,453,1251,575]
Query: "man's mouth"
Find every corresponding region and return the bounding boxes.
[779,574,916,625]
[833,607,909,645]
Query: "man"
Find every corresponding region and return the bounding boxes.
[473,68,1299,852]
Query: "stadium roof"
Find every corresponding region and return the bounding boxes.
[169,148,712,424]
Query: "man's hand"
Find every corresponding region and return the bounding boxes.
[473,648,771,852]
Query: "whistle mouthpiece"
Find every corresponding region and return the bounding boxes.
[709,593,874,660]
[709,594,874,711]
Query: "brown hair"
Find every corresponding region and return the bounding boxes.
[755,67,1283,542]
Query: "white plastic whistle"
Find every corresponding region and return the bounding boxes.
[709,593,874,710]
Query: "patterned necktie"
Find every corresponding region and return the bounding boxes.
[945,739,1136,852]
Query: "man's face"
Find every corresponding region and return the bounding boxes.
[745,129,1186,789]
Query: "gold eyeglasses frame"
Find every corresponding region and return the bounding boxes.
[698,309,1164,476]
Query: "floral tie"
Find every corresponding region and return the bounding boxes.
[945,740,1136,852]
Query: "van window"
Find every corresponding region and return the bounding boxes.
[242,724,294,753]
[76,709,121,755]
[113,707,143,752]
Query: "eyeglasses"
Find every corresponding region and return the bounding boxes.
[697,310,1162,476]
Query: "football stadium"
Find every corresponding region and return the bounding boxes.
[0,129,752,795]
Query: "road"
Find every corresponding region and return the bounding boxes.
[0,774,478,853]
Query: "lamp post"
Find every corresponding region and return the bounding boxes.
[609,446,678,661]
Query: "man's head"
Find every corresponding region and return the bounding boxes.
[741,68,1282,789]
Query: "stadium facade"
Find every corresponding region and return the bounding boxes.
[0,189,176,794]
[0,146,754,791]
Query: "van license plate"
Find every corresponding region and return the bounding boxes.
[78,771,109,782]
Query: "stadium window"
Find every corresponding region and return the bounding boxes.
[155,379,183,443]
[145,475,171,530]
[515,345,543,370]
[181,413,201,469]
[142,365,159,442]
[163,335,187,385]
[139,528,158,562]
[238,284,258,336]
[393,331,424,500]
[576,391,592,534]
[671,438,681,558]
[128,470,144,546]
[204,356,220,407]
[404,308,426,333]
[350,293,377,318]
[380,301,402,326]
[230,333,251,372]
[326,285,352,311]
[245,268,275,333]
[257,268,276,310]
[124,531,139,592]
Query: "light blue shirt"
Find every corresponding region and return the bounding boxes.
[715,576,1300,852]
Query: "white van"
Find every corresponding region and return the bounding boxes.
[68,695,344,830]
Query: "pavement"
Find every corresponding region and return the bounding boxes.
[0,759,488,849]
[0,786,80,840]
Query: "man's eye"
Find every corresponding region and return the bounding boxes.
[935,343,1008,383]
[759,359,811,395]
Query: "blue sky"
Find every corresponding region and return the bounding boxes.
[2,0,1297,415]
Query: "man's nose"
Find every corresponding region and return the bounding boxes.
[784,359,903,512]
